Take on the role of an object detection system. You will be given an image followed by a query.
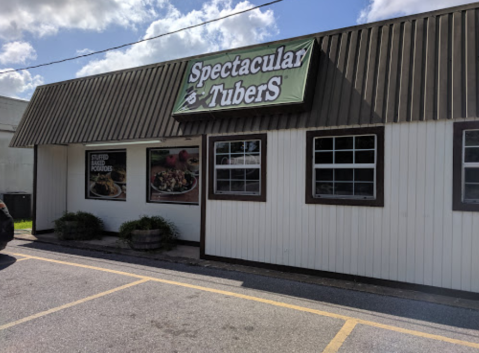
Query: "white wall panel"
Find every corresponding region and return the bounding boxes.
[66,138,201,242]
[205,120,479,293]
[36,145,67,231]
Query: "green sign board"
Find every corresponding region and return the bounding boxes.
[172,38,315,119]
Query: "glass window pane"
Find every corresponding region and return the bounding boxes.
[216,169,230,180]
[335,183,354,195]
[245,169,260,180]
[356,136,375,149]
[245,141,260,153]
[465,131,479,146]
[316,182,334,195]
[315,138,333,150]
[355,169,374,182]
[465,148,479,163]
[229,155,245,165]
[465,168,479,183]
[315,152,333,164]
[245,181,260,193]
[316,169,333,181]
[216,155,230,165]
[355,183,374,196]
[335,169,353,181]
[216,142,229,154]
[245,154,260,165]
[216,181,230,192]
[464,184,479,200]
[335,137,353,150]
[231,169,246,179]
[335,151,353,164]
[355,151,375,164]
[231,180,245,192]
[230,142,245,153]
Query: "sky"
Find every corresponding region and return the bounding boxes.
[0,0,476,100]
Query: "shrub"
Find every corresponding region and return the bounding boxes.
[54,211,104,241]
[119,215,178,249]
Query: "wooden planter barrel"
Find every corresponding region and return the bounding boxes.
[131,229,162,250]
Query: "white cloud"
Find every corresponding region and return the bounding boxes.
[0,69,44,98]
[76,0,278,77]
[0,41,37,65]
[76,48,95,56]
[358,0,477,23]
[0,0,159,40]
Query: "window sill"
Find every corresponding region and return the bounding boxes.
[306,195,383,207]
[209,193,266,202]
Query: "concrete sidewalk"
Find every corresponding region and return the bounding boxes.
[13,229,479,311]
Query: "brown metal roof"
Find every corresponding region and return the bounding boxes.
[11,2,479,147]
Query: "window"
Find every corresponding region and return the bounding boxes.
[86,150,126,201]
[209,134,267,202]
[306,127,384,206]
[453,121,479,211]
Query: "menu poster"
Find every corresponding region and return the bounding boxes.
[148,147,200,205]
[87,150,127,201]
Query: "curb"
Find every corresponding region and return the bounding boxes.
[13,233,479,311]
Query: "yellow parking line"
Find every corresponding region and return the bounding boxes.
[0,278,149,331]
[8,252,479,350]
[8,253,146,279]
[322,320,357,353]
[14,257,31,262]
[360,320,479,350]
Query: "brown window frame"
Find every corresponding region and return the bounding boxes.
[208,134,267,202]
[453,121,479,212]
[305,126,384,207]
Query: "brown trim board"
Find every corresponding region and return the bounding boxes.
[208,133,267,202]
[203,254,479,301]
[453,121,479,212]
[305,126,385,207]
[200,134,207,258]
[32,145,38,235]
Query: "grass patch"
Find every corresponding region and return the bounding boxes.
[14,219,32,230]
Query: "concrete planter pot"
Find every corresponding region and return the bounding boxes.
[131,229,163,250]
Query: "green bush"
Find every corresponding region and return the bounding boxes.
[54,211,104,241]
[119,215,178,249]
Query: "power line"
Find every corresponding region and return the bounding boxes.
[0,0,282,76]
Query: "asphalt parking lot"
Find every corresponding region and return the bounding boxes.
[2,239,479,353]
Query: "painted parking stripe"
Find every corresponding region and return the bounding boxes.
[14,257,31,262]
[0,278,149,331]
[7,252,479,350]
[322,320,357,353]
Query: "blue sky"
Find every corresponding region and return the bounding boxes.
[0,0,475,100]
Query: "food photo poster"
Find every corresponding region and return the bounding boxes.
[148,147,200,205]
[87,150,127,201]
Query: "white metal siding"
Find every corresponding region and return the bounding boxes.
[36,145,67,231]
[0,97,32,196]
[205,120,479,293]
[66,139,202,241]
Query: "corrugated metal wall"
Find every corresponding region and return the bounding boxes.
[36,145,67,231]
[205,120,479,293]
[11,4,479,147]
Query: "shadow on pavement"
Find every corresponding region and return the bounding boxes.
[14,240,479,333]
[0,254,20,271]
